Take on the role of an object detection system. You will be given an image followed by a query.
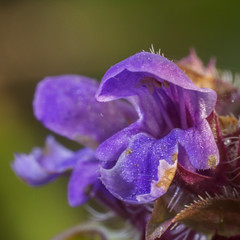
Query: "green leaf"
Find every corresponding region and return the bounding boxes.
[147,192,240,240]
[174,195,240,237]
[146,197,175,240]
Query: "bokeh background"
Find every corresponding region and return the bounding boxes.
[1,1,240,239]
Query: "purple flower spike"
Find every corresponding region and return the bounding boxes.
[34,75,137,148]
[96,52,219,203]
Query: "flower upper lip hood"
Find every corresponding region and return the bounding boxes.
[96,51,217,120]
[95,51,219,204]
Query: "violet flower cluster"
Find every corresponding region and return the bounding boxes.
[12,50,240,240]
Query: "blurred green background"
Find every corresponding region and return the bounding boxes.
[1,1,240,239]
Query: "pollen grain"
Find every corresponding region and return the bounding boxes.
[172,153,178,163]
[208,155,217,168]
[125,149,133,155]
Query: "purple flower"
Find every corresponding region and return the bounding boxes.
[95,51,219,203]
[13,52,219,206]
[12,50,240,240]
[13,75,137,206]
[12,136,100,206]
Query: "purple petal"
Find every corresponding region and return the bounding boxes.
[12,136,77,186]
[38,135,76,173]
[68,150,100,206]
[177,119,219,170]
[96,123,142,168]
[12,148,57,186]
[100,133,178,204]
[98,120,218,203]
[33,75,137,148]
[96,51,216,122]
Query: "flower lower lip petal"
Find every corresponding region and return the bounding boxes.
[100,132,179,204]
[177,119,219,170]
[68,157,100,207]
